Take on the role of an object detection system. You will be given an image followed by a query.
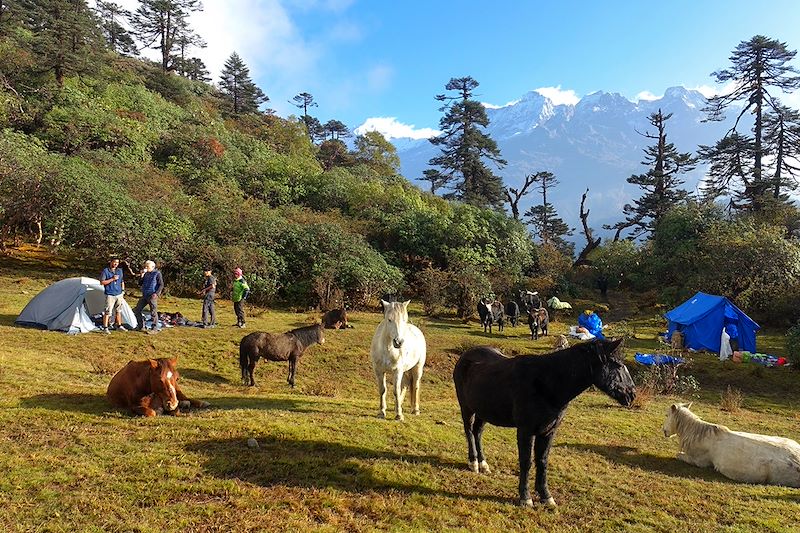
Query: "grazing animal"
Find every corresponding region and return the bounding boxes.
[477,299,491,332]
[106,357,210,417]
[663,403,800,487]
[505,300,520,327]
[239,324,326,387]
[489,300,505,333]
[323,308,351,329]
[370,300,426,421]
[553,334,569,350]
[528,307,549,340]
[453,338,635,507]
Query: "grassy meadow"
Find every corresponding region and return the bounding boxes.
[1,247,799,532]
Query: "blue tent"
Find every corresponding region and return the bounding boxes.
[665,292,759,353]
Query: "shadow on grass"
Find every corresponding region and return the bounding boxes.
[560,443,738,485]
[0,313,24,326]
[19,392,108,415]
[185,435,506,503]
[180,367,232,385]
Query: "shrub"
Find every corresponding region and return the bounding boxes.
[632,363,700,396]
[720,386,743,412]
[785,320,800,368]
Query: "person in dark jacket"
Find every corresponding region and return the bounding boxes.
[133,260,164,332]
[197,267,217,328]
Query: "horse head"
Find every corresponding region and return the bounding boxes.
[381,299,410,349]
[590,339,636,407]
[663,402,692,437]
[315,323,326,345]
[149,357,179,412]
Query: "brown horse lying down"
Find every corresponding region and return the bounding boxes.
[106,357,210,417]
[323,308,352,329]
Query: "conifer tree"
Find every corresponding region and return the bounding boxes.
[609,110,695,239]
[322,119,350,140]
[428,76,506,208]
[95,0,137,56]
[291,92,317,134]
[219,52,268,115]
[130,0,202,72]
[523,171,573,253]
[182,56,209,82]
[19,0,104,86]
[763,102,800,198]
[703,35,800,210]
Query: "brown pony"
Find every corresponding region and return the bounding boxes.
[106,357,210,417]
[239,324,326,387]
[323,308,351,329]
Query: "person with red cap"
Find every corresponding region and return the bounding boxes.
[232,267,250,328]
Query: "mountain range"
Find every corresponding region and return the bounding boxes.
[391,87,737,239]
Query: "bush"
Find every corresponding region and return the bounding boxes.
[785,320,800,368]
[413,267,450,316]
[632,363,700,396]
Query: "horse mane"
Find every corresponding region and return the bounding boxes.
[288,324,323,346]
[672,406,727,449]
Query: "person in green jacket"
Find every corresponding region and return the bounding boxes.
[232,267,250,328]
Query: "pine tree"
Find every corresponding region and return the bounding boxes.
[322,119,350,140]
[523,171,573,253]
[428,76,506,208]
[19,0,104,86]
[609,110,695,239]
[94,0,137,56]
[182,56,209,82]
[130,0,202,72]
[291,92,317,134]
[219,52,268,115]
[763,102,800,198]
[172,16,205,77]
[703,35,800,210]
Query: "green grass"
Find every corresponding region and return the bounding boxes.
[1,247,799,532]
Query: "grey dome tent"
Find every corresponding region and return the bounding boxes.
[15,277,138,333]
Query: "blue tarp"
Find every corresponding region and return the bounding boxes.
[634,353,685,366]
[664,292,759,353]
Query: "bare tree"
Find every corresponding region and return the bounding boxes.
[573,189,602,267]
[503,172,539,220]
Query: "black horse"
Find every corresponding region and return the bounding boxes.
[453,338,635,507]
[505,301,520,327]
[239,324,325,387]
[527,307,549,340]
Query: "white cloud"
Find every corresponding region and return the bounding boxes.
[482,99,520,109]
[534,86,580,106]
[687,81,738,98]
[355,117,440,140]
[636,90,661,101]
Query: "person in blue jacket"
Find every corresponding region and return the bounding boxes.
[99,257,127,333]
[133,260,164,332]
[578,309,605,339]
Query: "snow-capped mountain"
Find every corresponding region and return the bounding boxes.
[392,86,735,238]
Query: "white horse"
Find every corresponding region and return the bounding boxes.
[370,300,426,421]
[663,403,800,487]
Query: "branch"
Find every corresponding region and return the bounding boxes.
[573,189,602,267]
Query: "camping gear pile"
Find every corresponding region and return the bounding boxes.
[732,352,788,367]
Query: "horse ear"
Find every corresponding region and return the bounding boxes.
[671,404,678,412]
[380,299,389,310]
[402,300,410,311]
[687,402,693,409]
[148,359,158,369]
[169,356,178,366]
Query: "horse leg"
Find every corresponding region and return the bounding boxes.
[409,365,423,415]
[248,357,257,387]
[473,416,491,473]
[393,370,405,421]
[461,411,479,472]
[516,428,535,507]
[176,388,210,409]
[533,431,557,507]
[375,370,387,419]
[287,357,296,388]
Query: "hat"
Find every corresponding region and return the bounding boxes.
[233,267,243,277]
[203,266,212,272]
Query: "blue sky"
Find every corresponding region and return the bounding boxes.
[116,0,800,138]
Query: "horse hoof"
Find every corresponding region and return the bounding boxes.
[377,412,386,419]
[395,414,405,421]
[519,498,534,508]
[479,460,491,474]
[469,461,479,473]
[412,409,420,415]
[542,497,557,507]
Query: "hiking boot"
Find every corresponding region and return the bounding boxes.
[114,324,129,332]
[101,327,111,334]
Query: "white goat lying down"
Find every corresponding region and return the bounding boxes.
[663,403,800,487]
